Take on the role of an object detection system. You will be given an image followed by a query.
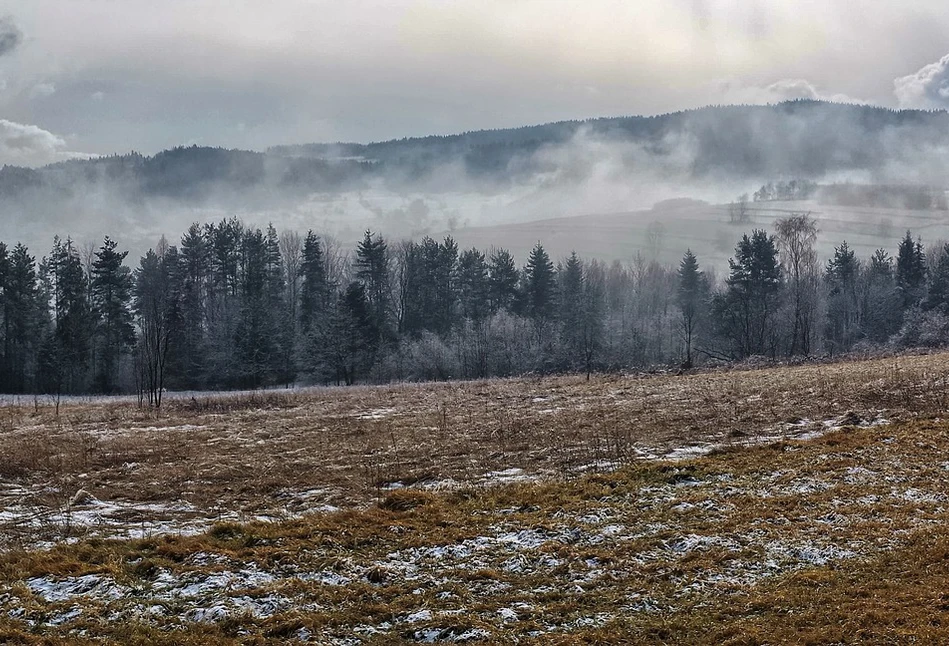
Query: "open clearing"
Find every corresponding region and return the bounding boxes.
[4,353,949,642]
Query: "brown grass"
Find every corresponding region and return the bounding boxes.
[1,352,948,547]
[3,354,949,642]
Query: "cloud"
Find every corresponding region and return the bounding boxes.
[29,81,55,98]
[0,16,20,57]
[894,53,949,109]
[0,119,91,167]
[716,78,863,106]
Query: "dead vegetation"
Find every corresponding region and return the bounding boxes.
[3,354,949,641]
[1,353,949,547]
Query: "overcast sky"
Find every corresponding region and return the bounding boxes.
[2,0,949,166]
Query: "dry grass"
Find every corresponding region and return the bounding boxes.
[4,353,949,642]
[1,353,949,546]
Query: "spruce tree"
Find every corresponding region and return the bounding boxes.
[299,231,330,333]
[926,243,949,313]
[4,244,42,392]
[896,230,926,309]
[676,249,707,368]
[714,230,782,358]
[354,230,393,343]
[456,248,490,322]
[559,252,584,367]
[824,241,860,352]
[91,237,135,392]
[522,243,556,326]
[487,248,519,313]
[42,237,93,393]
[177,223,210,387]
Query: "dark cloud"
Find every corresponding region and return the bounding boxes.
[0,16,21,57]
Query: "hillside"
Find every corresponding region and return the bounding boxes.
[3,101,949,259]
[447,197,949,270]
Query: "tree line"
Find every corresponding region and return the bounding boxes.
[0,214,946,404]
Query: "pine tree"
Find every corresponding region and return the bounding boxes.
[522,243,556,326]
[456,248,490,321]
[676,249,707,368]
[91,237,135,392]
[896,230,926,309]
[926,243,949,313]
[713,230,782,358]
[824,241,860,352]
[177,223,210,387]
[234,227,285,387]
[205,218,244,386]
[861,248,901,342]
[559,252,584,368]
[41,237,93,393]
[434,236,458,334]
[299,231,330,333]
[3,244,43,392]
[329,281,377,385]
[487,248,519,313]
[354,230,393,343]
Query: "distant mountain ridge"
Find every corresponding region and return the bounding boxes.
[3,100,949,207]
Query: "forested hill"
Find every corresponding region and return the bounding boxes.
[269,101,949,183]
[3,101,949,208]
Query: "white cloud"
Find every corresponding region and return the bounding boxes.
[0,119,90,166]
[895,53,949,109]
[715,78,863,106]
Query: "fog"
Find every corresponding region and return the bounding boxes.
[3,100,949,272]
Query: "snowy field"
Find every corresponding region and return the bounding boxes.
[3,353,949,642]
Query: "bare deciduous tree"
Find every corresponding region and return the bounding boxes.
[775,213,819,356]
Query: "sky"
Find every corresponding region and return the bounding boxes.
[2,0,949,166]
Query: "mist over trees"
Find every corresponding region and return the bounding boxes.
[2,213,949,402]
[6,100,949,261]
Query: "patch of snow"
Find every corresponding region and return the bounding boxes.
[357,408,397,420]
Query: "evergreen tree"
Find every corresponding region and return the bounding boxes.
[299,231,330,333]
[91,237,135,392]
[41,237,93,393]
[896,230,926,309]
[925,243,949,313]
[234,227,285,387]
[861,248,901,342]
[205,218,244,386]
[676,249,707,368]
[4,244,43,392]
[487,248,519,313]
[824,241,860,353]
[713,230,782,358]
[456,248,490,321]
[434,236,458,334]
[329,281,377,385]
[177,223,210,387]
[559,252,584,367]
[354,230,393,343]
[522,243,557,326]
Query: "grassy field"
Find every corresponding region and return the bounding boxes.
[4,353,949,642]
[450,199,949,269]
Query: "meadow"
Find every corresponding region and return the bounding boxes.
[3,352,949,643]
